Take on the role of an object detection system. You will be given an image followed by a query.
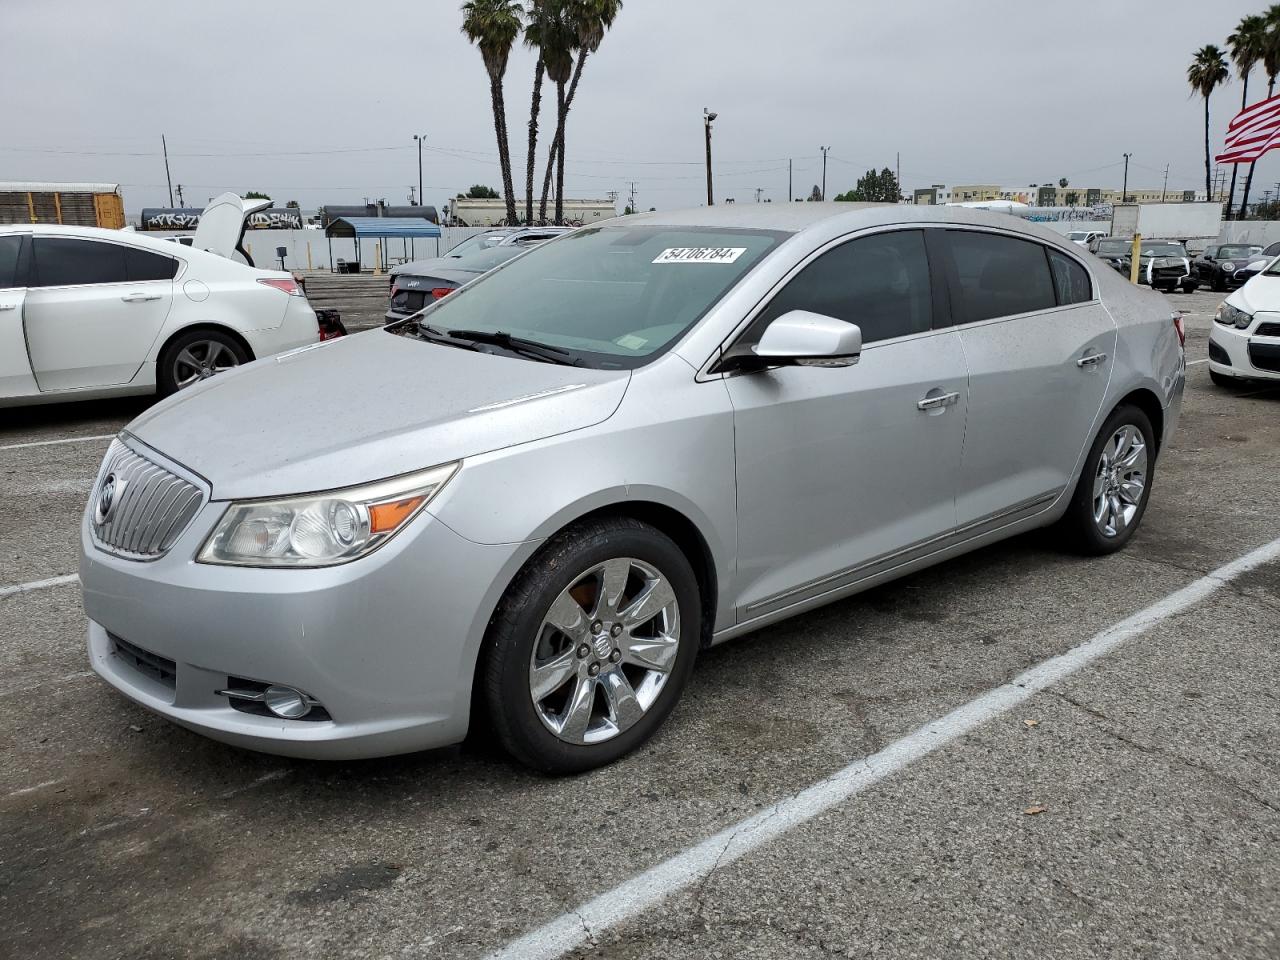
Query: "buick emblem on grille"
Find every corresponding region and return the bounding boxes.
[95,473,125,524]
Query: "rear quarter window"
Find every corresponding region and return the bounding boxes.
[1047,250,1092,305]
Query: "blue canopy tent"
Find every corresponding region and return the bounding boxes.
[323,217,443,272]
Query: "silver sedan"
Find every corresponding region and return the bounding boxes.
[80,204,1185,773]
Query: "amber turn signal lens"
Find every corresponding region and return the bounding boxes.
[369,496,427,533]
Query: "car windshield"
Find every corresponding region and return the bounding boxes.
[1140,242,1186,257]
[401,225,783,369]
[1095,240,1130,255]
[1218,245,1260,258]
[1068,232,1091,241]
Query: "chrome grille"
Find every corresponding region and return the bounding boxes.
[91,441,204,560]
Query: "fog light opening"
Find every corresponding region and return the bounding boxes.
[264,685,312,719]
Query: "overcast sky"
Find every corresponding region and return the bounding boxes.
[2,0,1276,213]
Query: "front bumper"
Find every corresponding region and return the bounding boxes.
[1207,313,1280,382]
[80,460,525,760]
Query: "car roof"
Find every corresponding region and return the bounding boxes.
[0,223,191,255]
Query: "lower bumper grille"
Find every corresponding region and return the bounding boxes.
[110,635,176,690]
[1208,340,1231,365]
[1247,340,1280,373]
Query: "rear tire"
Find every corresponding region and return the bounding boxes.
[483,517,700,774]
[157,328,249,397]
[1057,404,1155,556]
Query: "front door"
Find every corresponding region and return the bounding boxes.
[24,236,177,391]
[724,229,969,622]
[934,229,1116,529]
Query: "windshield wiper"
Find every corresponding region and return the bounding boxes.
[409,322,485,351]
[446,329,580,366]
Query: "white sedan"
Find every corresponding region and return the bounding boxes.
[0,193,320,407]
[1209,259,1280,387]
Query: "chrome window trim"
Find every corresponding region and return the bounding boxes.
[695,221,1099,381]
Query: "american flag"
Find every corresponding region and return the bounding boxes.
[1216,93,1280,164]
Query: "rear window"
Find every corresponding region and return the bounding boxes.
[942,231,1056,323]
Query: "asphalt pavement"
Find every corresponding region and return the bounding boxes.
[1,288,1278,960]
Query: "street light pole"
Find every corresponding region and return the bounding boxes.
[819,146,831,200]
[1122,152,1131,203]
[413,134,426,207]
[703,109,717,206]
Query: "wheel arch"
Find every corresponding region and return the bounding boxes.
[1112,386,1165,455]
[155,322,257,366]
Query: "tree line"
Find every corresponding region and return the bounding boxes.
[461,0,622,226]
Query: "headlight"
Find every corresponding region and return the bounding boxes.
[1220,261,1236,272]
[1215,302,1253,330]
[198,463,458,567]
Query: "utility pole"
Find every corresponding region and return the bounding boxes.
[408,186,416,205]
[627,181,638,214]
[412,134,426,208]
[896,151,901,202]
[1121,152,1131,203]
[175,184,184,207]
[754,187,765,203]
[820,146,831,201]
[703,109,717,206]
[1161,164,1169,202]
[162,135,174,207]
[788,159,792,202]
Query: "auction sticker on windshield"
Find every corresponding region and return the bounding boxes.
[652,247,747,264]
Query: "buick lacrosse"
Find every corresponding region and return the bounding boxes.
[81,205,1185,773]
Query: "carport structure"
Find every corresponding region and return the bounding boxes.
[323,217,442,273]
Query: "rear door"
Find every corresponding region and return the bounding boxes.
[24,236,178,391]
[935,229,1115,529]
[0,233,37,398]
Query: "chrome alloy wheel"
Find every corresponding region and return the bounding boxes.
[173,339,240,389]
[528,557,681,745]
[1092,424,1147,538]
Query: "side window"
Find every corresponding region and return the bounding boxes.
[124,247,179,282]
[0,236,23,289]
[1047,250,1092,305]
[1203,246,1218,259]
[752,230,933,345]
[32,238,128,287]
[942,231,1056,324]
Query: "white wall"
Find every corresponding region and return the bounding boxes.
[141,226,492,271]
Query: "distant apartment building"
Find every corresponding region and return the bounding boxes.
[911,183,1226,207]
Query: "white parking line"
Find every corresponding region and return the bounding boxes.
[485,534,1280,960]
[0,433,115,452]
[0,574,79,599]
[5,779,63,799]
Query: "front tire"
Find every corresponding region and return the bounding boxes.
[483,517,700,774]
[1057,404,1155,555]
[157,329,249,397]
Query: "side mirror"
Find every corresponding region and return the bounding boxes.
[724,310,862,371]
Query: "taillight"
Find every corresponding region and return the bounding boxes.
[258,278,303,297]
[1172,312,1186,348]
[431,287,455,300]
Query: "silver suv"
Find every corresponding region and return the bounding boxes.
[81,205,1185,773]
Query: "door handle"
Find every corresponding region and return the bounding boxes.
[917,391,960,411]
[0,303,15,311]
[1076,352,1108,368]
[121,293,161,303]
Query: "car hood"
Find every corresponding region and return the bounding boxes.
[125,330,631,500]
[1229,273,1280,312]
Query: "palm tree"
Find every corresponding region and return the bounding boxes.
[535,1,576,222]
[1227,15,1267,218]
[1188,45,1229,204]
[537,0,622,223]
[522,0,554,224]
[462,0,524,226]
[1240,5,1280,219]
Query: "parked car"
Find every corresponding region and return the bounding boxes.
[1208,260,1280,387]
[1067,229,1107,247]
[1087,237,1197,293]
[80,205,1184,773]
[0,193,322,406]
[1193,243,1265,292]
[1234,240,1280,282]
[386,229,567,322]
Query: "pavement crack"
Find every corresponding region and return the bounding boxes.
[1127,553,1280,613]
[1049,689,1280,816]
[573,908,598,950]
